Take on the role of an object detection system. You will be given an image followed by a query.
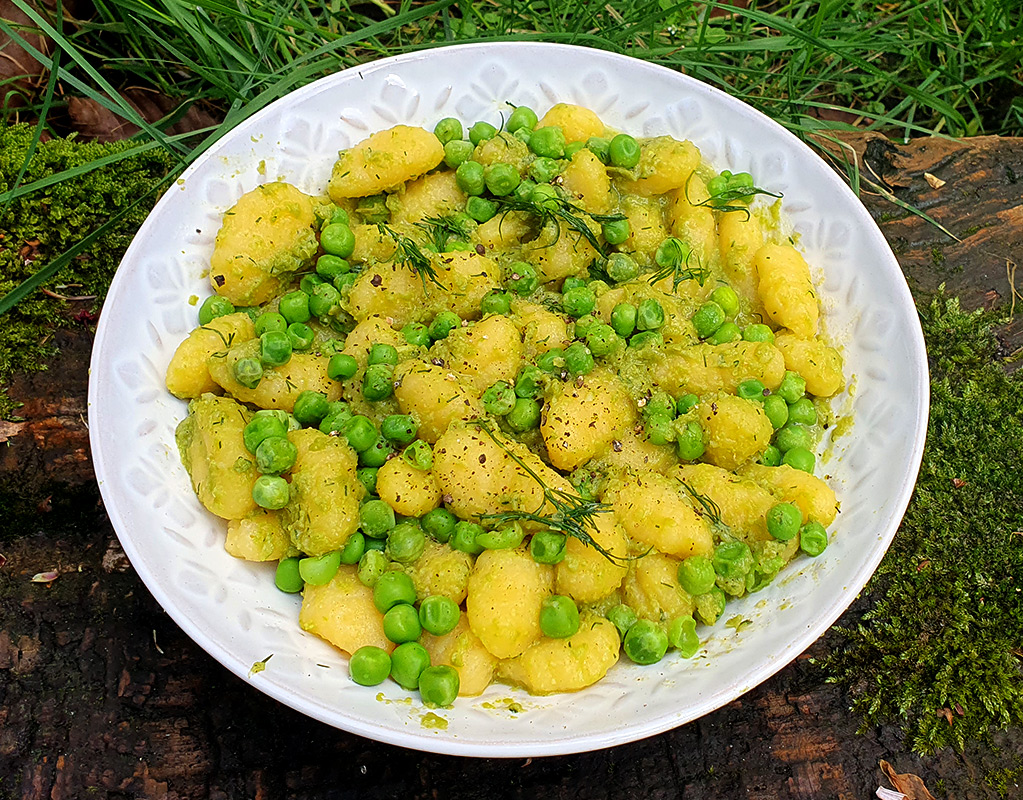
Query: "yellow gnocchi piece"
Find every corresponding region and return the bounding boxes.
[328,125,444,199]
[410,540,473,604]
[560,148,612,214]
[606,471,714,559]
[774,332,845,397]
[535,103,605,143]
[754,244,819,338]
[554,514,629,604]
[375,457,442,518]
[622,552,695,623]
[620,137,701,196]
[741,463,839,526]
[300,566,391,654]
[421,617,498,697]
[165,312,255,399]
[434,314,523,393]
[225,509,291,561]
[393,362,483,443]
[696,392,774,470]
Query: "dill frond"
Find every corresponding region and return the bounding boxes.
[495,193,624,257]
[376,222,444,290]
[415,215,472,252]
[646,237,710,293]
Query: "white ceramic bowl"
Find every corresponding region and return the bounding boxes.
[89,42,928,757]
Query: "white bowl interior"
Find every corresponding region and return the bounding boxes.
[88,42,928,757]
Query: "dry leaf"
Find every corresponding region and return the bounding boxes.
[68,90,220,142]
[877,789,906,800]
[31,570,58,583]
[880,760,937,800]
[924,172,946,189]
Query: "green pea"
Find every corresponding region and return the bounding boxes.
[451,521,485,555]
[513,178,537,201]
[691,301,725,338]
[299,550,341,586]
[402,322,431,348]
[677,554,716,595]
[274,557,303,593]
[562,286,596,318]
[402,439,433,471]
[800,521,829,556]
[373,570,416,612]
[530,531,567,564]
[737,379,767,401]
[636,299,665,331]
[254,311,287,336]
[586,136,611,163]
[783,447,816,473]
[564,342,595,376]
[383,603,422,644]
[529,126,565,158]
[243,414,287,453]
[605,251,638,281]
[676,421,706,461]
[444,139,475,169]
[564,141,584,158]
[695,586,727,625]
[355,466,378,495]
[364,343,397,368]
[667,615,700,658]
[514,365,544,398]
[433,117,463,144]
[562,276,587,292]
[291,390,328,426]
[359,435,393,468]
[708,322,741,345]
[623,619,668,664]
[419,595,461,637]
[574,312,599,338]
[788,398,818,426]
[232,356,263,389]
[478,292,514,322]
[610,303,637,338]
[476,522,526,550]
[198,294,234,325]
[766,502,802,541]
[333,272,357,293]
[536,345,564,371]
[540,595,580,639]
[326,206,350,226]
[608,133,641,168]
[469,120,497,146]
[775,370,807,404]
[308,282,341,318]
[285,322,313,351]
[340,532,366,565]
[316,254,350,281]
[760,444,783,466]
[357,549,387,587]
[706,174,728,197]
[260,330,293,367]
[709,286,740,318]
[743,323,775,343]
[422,508,457,543]
[645,412,676,446]
[361,498,396,539]
[482,381,516,416]
[255,435,297,474]
[606,604,638,640]
[763,394,790,429]
[455,160,486,196]
[676,393,699,415]
[507,261,540,295]
[654,237,688,268]
[628,331,662,349]
[327,353,358,381]
[528,156,560,184]
[466,195,498,223]
[362,363,394,401]
[252,475,290,509]
[350,645,391,686]
[299,273,325,294]
[775,423,812,452]
[321,223,356,258]
[429,311,461,340]
[506,397,541,432]
[485,162,521,196]
[386,522,426,564]
[586,323,619,357]
[378,414,415,446]
[418,665,460,707]
[506,105,538,133]
[714,540,754,581]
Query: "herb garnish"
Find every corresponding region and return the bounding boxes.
[471,421,624,563]
[646,238,710,293]
[376,222,443,290]
[495,194,625,257]
[415,214,472,253]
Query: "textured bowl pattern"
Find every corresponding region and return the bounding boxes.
[89,43,928,757]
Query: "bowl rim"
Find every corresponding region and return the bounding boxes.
[89,40,930,757]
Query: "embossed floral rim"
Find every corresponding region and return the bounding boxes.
[88,42,929,757]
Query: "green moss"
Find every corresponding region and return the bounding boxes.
[0,126,173,417]
[819,295,1023,753]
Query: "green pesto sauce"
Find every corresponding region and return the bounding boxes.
[420,712,448,729]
